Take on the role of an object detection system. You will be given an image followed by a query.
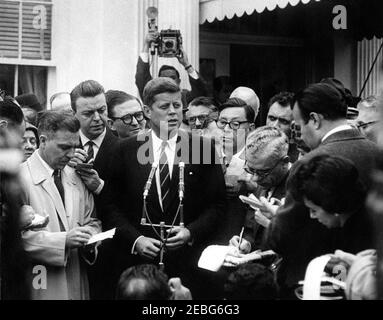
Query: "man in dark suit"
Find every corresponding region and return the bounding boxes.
[102,77,226,299]
[68,80,120,299]
[264,82,379,298]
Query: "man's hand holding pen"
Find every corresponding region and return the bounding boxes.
[229,228,251,254]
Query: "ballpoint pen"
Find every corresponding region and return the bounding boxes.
[238,226,244,250]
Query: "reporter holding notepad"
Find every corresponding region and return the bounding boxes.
[229,126,291,254]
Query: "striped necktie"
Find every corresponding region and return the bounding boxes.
[86,141,94,162]
[159,141,171,212]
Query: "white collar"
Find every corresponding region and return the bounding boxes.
[321,124,352,142]
[151,130,178,153]
[80,128,106,149]
[37,150,54,177]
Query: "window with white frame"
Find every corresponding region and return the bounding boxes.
[0,0,53,107]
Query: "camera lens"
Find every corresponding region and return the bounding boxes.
[164,40,174,49]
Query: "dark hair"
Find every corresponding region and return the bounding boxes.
[158,65,180,79]
[293,83,348,123]
[105,90,142,117]
[224,263,278,300]
[220,97,255,123]
[0,99,25,126]
[37,111,80,137]
[15,93,42,112]
[290,154,366,214]
[268,91,294,109]
[320,77,360,109]
[143,77,181,107]
[189,96,218,111]
[115,264,172,300]
[70,80,105,112]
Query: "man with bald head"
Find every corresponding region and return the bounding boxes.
[230,86,260,122]
[355,95,382,143]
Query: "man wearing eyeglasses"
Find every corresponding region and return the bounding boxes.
[355,95,382,143]
[210,98,256,245]
[229,126,290,254]
[106,90,146,138]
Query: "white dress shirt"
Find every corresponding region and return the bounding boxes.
[131,130,179,254]
[151,130,178,210]
[321,124,352,143]
[79,129,106,160]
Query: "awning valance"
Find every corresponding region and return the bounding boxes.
[200,0,321,24]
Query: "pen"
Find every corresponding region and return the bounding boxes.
[238,226,244,250]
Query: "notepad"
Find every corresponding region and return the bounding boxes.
[87,228,116,245]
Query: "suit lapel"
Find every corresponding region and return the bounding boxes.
[62,168,78,229]
[29,153,69,231]
[138,132,162,215]
[166,131,190,208]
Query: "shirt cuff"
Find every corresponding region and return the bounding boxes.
[131,235,145,254]
[140,52,149,63]
[188,70,198,80]
[94,179,104,195]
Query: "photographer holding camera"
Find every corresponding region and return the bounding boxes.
[135,31,207,109]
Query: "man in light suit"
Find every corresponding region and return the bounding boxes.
[20,111,101,300]
[103,77,226,299]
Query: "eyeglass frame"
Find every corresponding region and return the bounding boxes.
[356,120,380,130]
[244,156,287,179]
[109,111,145,125]
[217,119,250,130]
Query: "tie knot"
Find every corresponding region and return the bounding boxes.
[87,141,94,147]
[53,169,61,178]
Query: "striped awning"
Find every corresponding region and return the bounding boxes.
[200,0,321,24]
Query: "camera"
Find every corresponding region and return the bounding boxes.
[157,29,182,58]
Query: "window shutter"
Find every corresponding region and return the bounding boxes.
[0,0,52,60]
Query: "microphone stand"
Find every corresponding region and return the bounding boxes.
[141,163,185,271]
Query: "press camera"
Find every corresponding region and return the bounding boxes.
[157,29,182,58]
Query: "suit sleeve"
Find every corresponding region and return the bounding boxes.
[22,229,68,267]
[80,187,102,265]
[186,139,226,244]
[185,73,207,104]
[135,56,153,100]
[101,141,142,250]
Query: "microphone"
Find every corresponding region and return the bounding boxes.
[179,162,185,200]
[143,162,158,199]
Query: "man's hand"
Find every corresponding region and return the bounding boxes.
[143,32,159,52]
[166,226,191,249]
[68,148,88,168]
[135,236,161,259]
[19,205,35,229]
[76,168,102,193]
[237,172,258,193]
[250,196,283,219]
[229,235,251,254]
[66,226,93,249]
[176,46,191,69]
